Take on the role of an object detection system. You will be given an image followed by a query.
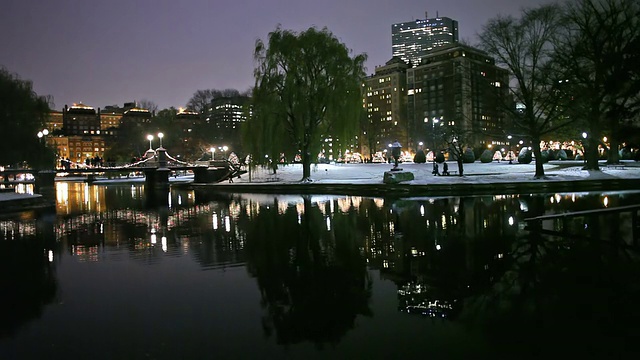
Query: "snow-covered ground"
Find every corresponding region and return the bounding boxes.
[225,160,640,185]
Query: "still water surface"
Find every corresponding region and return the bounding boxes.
[1,183,639,359]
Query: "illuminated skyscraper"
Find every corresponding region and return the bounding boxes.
[392,12,459,67]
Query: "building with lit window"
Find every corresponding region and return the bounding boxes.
[62,103,101,136]
[407,44,509,151]
[362,57,409,159]
[392,12,458,67]
[45,111,64,135]
[206,95,250,153]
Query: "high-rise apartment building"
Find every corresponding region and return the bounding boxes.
[205,95,250,153]
[406,44,509,151]
[362,57,409,159]
[392,12,459,67]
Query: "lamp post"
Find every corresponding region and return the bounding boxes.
[432,118,440,155]
[147,134,154,150]
[210,147,215,161]
[222,145,228,161]
[158,132,164,148]
[37,129,49,144]
[507,135,513,164]
[582,132,588,164]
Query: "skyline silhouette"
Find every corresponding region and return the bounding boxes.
[1,0,548,111]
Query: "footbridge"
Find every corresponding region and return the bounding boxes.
[2,147,246,194]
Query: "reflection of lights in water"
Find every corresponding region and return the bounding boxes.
[373,198,384,209]
[297,214,302,225]
[56,182,69,204]
[84,183,90,205]
[178,195,182,205]
[161,236,167,252]
[603,196,609,207]
[383,260,389,268]
[441,215,447,229]
[212,213,218,230]
[519,200,528,211]
[572,194,576,202]
[224,216,231,232]
[168,193,172,208]
[555,194,561,203]
[398,282,453,318]
[550,196,554,204]
[48,250,54,262]
[420,205,425,216]
[326,216,331,231]
[508,216,514,226]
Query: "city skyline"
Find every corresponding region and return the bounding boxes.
[1,0,549,111]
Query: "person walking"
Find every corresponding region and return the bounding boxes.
[442,162,450,176]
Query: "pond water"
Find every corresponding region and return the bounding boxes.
[1,183,639,359]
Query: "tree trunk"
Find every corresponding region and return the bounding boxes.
[302,149,312,182]
[584,136,601,170]
[456,159,464,176]
[607,120,620,164]
[532,137,545,178]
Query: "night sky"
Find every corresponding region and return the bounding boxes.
[1,0,550,111]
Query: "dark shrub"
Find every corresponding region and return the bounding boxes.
[556,149,568,160]
[414,149,426,163]
[480,149,493,163]
[463,148,476,163]
[518,147,532,164]
[540,150,550,163]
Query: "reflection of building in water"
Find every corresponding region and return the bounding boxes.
[397,282,454,318]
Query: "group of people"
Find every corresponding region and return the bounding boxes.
[432,161,450,176]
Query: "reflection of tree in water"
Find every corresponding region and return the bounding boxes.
[243,197,372,346]
[0,234,57,338]
[460,195,640,358]
[377,193,640,357]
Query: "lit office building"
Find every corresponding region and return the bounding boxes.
[407,44,509,151]
[392,12,459,67]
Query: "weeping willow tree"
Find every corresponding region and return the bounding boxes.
[246,26,366,182]
[0,67,54,169]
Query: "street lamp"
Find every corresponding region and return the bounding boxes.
[432,118,440,153]
[147,134,154,150]
[581,132,588,164]
[222,145,228,160]
[158,132,164,148]
[37,129,49,145]
[507,135,513,164]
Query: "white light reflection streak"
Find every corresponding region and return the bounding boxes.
[212,213,218,230]
[161,236,167,252]
[225,216,231,232]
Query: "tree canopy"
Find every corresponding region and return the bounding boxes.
[554,0,640,169]
[0,67,54,168]
[479,4,572,178]
[246,26,367,181]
